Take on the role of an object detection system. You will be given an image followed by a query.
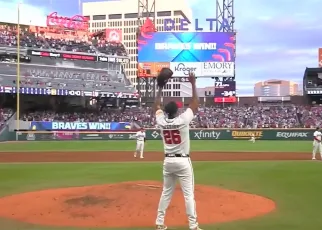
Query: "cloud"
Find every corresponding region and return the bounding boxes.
[0,0,48,26]
[189,0,321,95]
[0,0,47,26]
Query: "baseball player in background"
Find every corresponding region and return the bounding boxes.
[134,128,146,158]
[154,72,202,230]
[312,127,321,160]
[249,133,255,143]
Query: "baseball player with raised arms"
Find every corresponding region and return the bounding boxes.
[134,128,146,158]
[312,127,322,160]
[154,72,202,230]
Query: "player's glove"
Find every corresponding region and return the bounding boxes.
[157,67,173,88]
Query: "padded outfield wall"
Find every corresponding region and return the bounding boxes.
[0,129,315,141]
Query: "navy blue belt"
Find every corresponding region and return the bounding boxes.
[165,154,190,157]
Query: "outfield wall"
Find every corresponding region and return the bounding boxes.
[0,129,315,141]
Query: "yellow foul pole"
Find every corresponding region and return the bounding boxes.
[16,3,21,130]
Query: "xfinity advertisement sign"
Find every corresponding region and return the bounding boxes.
[170,62,234,77]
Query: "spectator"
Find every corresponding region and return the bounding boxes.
[0,108,14,128]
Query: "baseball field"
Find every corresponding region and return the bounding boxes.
[0,140,321,230]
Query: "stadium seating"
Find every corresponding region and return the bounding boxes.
[0,108,14,128]
[95,39,127,56]
[0,25,127,55]
[0,62,134,93]
[0,24,133,93]
[17,105,322,128]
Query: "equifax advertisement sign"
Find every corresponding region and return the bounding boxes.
[138,32,235,62]
[170,62,234,77]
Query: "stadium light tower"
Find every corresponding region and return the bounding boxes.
[216,0,235,32]
[216,0,236,79]
[136,0,156,104]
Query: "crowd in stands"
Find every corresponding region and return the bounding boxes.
[0,108,13,128]
[0,25,127,56]
[21,110,134,123]
[94,39,127,56]
[0,26,132,92]
[12,105,322,129]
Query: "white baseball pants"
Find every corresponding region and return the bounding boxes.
[312,141,322,159]
[156,158,198,229]
[135,141,144,157]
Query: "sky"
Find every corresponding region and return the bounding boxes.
[0,0,321,95]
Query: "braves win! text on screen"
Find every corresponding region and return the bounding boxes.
[137,32,235,77]
[52,122,111,130]
[155,43,217,50]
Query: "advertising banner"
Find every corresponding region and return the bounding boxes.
[80,133,136,140]
[105,29,122,43]
[138,62,170,77]
[274,131,313,140]
[28,50,129,63]
[169,62,234,77]
[13,129,314,141]
[146,129,314,140]
[29,122,131,131]
[17,132,136,141]
[0,86,138,98]
[46,12,89,31]
[170,62,202,77]
[319,48,322,67]
[18,132,80,141]
[30,50,96,61]
[124,98,140,106]
[201,62,234,77]
[138,32,235,63]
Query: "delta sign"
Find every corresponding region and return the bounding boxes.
[164,18,231,31]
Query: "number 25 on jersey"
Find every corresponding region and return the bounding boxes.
[163,130,182,144]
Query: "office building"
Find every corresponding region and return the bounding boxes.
[254,79,300,97]
[83,0,192,97]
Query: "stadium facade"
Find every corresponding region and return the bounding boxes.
[82,0,193,97]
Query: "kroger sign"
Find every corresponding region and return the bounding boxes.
[164,18,231,31]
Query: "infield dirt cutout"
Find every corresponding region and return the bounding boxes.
[0,180,276,228]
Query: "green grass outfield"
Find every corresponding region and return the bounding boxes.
[0,140,314,152]
[0,140,320,230]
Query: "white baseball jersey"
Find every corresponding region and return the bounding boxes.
[136,131,146,142]
[155,108,194,156]
[313,131,321,142]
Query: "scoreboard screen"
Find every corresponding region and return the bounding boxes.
[214,80,237,103]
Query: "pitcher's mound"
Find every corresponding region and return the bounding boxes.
[0,181,275,228]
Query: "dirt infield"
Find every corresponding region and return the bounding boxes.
[0,181,276,228]
[0,151,311,162]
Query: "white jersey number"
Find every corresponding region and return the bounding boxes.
[163,130,182,145]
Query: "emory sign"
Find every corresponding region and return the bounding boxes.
[164,18,231,31]
[170,62,234,77]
